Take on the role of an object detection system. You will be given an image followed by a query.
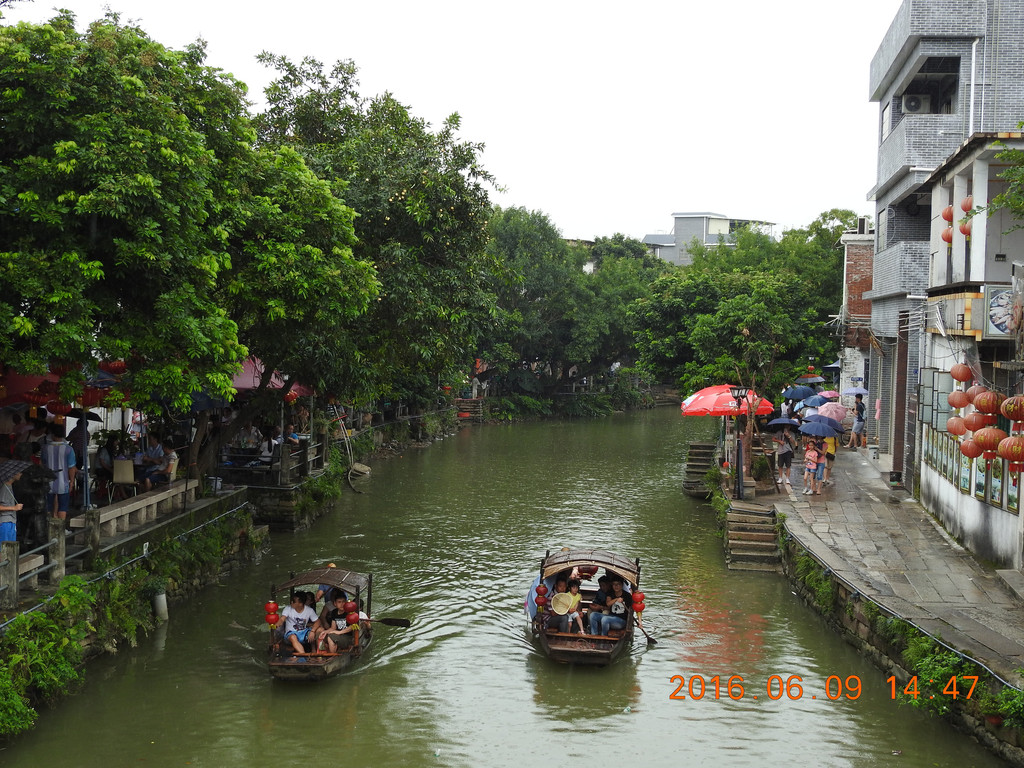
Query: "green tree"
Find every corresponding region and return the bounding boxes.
[0,13,253,408]
[254,55,498,408]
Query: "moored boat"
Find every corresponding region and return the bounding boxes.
[525,548,645,666]
[265,565,373,681]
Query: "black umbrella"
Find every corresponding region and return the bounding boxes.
[767,418,800,430]
[799,421,840,438]
[0,459,34,484]
[803,413,844,432]
[782,385,817,400]
[68,408,102,422]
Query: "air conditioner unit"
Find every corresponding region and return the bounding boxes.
[902,94,931,114]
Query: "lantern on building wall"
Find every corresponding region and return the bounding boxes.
[98,359,128,376]
[948,390,970,410]
[942,205,955,222]
[974,391,1006,425]
[961,195,974,212]
[1001,396,1024,429]
[950,363,973,383]
[77,387,105,408]
[946,416,967,436]
[964,411,987,433]
[974,427,1008,460]
[960,220,972,237]
[965,384,989,403]
[960,438,983,459]
[941,226,954,243]
[998,435,1024,470]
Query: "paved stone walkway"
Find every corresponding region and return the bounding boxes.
[775,446,1024,687]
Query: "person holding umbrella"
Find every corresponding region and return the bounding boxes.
[0,460,32,542]
[772,423,797,486]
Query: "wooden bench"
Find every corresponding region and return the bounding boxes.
[69,480,188,537]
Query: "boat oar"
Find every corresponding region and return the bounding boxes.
[366,617,411,628]
[635,617,657,645]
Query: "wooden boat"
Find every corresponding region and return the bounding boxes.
[266,565,373,681]
[526,549,642,666]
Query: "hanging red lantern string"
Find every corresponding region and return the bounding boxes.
[948,390,970,410]
[960,220,972,237]
[974,391,1006,426]
[45,400,73,416]
[963,411,987,433]
[942,205,955,222]
[961,195,974,212]
[1001,395,1024,432]
[941,226,954,243]
[946,416,967,436]
[960,438,983,459]
[997,435,1024,465]
[975,427,1008,462]
[77,387,106,408]
[965,384,989,404]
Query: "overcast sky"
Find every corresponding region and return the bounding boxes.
[4,0,903,240]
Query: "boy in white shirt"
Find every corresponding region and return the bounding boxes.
[277,593,319,653]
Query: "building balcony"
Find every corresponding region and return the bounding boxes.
[874,114,964,200]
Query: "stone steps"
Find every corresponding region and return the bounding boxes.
[725,498,781,572]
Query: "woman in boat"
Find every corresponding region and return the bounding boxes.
[545,576,570,633]
[589,578,631,637]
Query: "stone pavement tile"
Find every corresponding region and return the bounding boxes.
[934,608,1024,658]
[889,573,928,602]
[929,573,971,600]
[903,573,944,602]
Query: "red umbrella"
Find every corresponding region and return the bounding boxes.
[680,385,773,416]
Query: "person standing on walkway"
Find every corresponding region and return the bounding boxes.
[802,439,820,495]
[822,435,838,486]
[847,394,866,448]
[774,427,795,485]
[41,423,76,521]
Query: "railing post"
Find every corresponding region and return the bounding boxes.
[279,443,292,485]
[85,506,102,569]
[47,517,66,584]
[0,541,17,610]
[299,439,310,478]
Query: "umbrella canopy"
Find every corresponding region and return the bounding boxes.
[782,385,817,400]
[68,408,102,422]
[0,459,34,484]
[801,394,830,408]
[842,386,869,396]
[795,374,826,384]
[766,418,800,430]
[799,421,840,437]
[803,414,844,432]
[817,402,849,422]
[819,390,840,399]
[680,385,773,417]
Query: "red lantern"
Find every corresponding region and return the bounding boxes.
[22,390,50,406]
[974,390,1006,416]
[975,427,1008,459]
[535,584,548,596]
[346,612,360,626]
[960,438,983,459]
[942,205,954,222]
[965,385,989,403]
[265,613,280,625]
[950,363,972,382]
[962,195,974,212]
[941,226,954,243]
[960,220,972,236]
[1001,396,1024,425]
[99,359,128,376]
[948,390,970,409]
[632,592,645,603]
[807,366,815,372]
[998,435,1024,464]
[264,601,279,614]
[77,387,105,408]
[964,412,987,433]
[633,602,646,613]
[49,360,80,377]
[343,600,358,614]
[46,400,73,416]
[946,416,967,436]
[535,595,548,607]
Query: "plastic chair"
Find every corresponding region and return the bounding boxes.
[109,458,137,503]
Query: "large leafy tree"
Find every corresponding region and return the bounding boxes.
[254,55,498,407]
[0,13,252,407]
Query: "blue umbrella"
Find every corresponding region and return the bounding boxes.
[842,386,869,396]
[799,421,840,437]
[804,413,844,432]
[782,385,817,400]
[767,418,800,430]
[802,394,830,408]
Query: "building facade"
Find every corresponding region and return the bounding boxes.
[868,0,1024,565]
[642,212,773,266]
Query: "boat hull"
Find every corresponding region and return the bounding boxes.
[536,628,632,666]
[268,632,371,681]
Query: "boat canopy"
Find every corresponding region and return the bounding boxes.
[275,567,370,597]
[540,549,639,586]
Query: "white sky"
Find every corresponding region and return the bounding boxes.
[4,0,903,240]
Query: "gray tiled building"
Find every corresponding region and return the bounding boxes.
[868,0,1024,565]
[642,212,773,266]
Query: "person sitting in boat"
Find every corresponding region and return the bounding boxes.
[566,579,585,635]
[589,578,631,637]
[277,593,320,654]
[586,575,612,633]
[312,593,360,653]
[545,577,570,633]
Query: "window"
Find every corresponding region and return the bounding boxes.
[881,102,891,142]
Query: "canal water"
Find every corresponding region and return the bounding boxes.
[1,408,1008,767]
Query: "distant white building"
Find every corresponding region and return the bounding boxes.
[643,212,774,266]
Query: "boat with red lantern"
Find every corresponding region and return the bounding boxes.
[526,548,644,666]
[265,565,373,681]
